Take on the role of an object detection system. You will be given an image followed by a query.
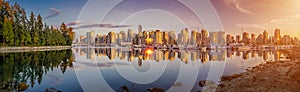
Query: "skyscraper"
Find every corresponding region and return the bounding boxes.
[107,32,116,45]
[209,32,218,46]
[154,30,163,45]
[191,30,197,45]
[86,31,95,45]
[242,32,250,44]
[209,31,226,47]
[138,25,142,33]
[163,31,169,45]
[236,35,241,43]
[201,29,208,45]
[257,34,264,45]
[218,31,226,46]
[274,28,281,44]
[263,30,268,45]
[178,28,189,45]
[226,35,233,44]
[127,29,134,42]
[251,34,256,45]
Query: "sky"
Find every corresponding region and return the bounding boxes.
[9,0,300,38]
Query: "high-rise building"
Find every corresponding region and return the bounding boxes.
[86,31,95,45]
[169,31,176,40]
[127,29,134,42]
[191,30,197,45]
[181,28,189,45]
[251,34,256,45]
[138,25,142,33]
[226,35,233,44]
[242,32,250,44]
[263,30,268,44]
[119,31,127,42]
[257,34,264,45]
[154,30,163,45]
[169,31,177,45]
[274,28,281,44]
[218,31,226,46]
[209,32,218,46]
[201,29,209,45]
[209,31,226,47]
[163,31,169,45]
[196,31,202,45]
[117,33,122,45]
[80,35,85,43]
[251,34,256,39]
[107,32,116,45]
[236,35,241,43]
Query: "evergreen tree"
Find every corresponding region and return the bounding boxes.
[3,16,14,46]
[0,0,74,47]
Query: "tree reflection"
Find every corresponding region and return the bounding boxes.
[0,50,74,91]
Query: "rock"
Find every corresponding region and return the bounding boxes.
[221,74,241,81]
[147,87,164,92]
[45,87,62,92]
[120,86,129,92]
[288,65,300,80]
[199,80,216,87]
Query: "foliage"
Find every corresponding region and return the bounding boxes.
[0,1,74,47]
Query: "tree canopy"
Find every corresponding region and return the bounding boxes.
[0,1,74,47]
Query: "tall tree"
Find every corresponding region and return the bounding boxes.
[36,14,43,31]
[67,27,74,45]
[2,16,14,46]
[20,8,28,46]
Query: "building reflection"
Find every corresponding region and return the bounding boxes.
[75,48,288,66]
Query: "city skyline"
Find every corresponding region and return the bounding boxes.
[75,25,299,49]
[8,0,300,38]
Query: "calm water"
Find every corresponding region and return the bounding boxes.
[0,48,289,92]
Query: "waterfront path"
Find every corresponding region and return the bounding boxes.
[0,46,71,53]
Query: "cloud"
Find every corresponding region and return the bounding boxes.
[74,23,132,29]
[236,14,300,32]
[66,21,82,26]
[44,8,62,19]
[236,23,265,29]
[234,3,252,15]
[223,0,253,15]
[269,15,300,25]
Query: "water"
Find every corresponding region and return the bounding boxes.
[0,48,289,92]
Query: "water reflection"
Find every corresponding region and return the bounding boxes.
[0,48,290,92]
[0,50,74,91]
[74,48,286,64]
[73,48,289,92]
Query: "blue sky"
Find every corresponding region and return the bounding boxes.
[8,0,300,38]
[9,0,87,27]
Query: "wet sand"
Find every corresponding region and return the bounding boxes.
[216,49,300,92]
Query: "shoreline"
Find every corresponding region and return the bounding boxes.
[0,46,71,53]
[215,49,300,92]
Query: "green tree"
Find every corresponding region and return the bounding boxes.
[0,0,73,47]
[2,16,14,46]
